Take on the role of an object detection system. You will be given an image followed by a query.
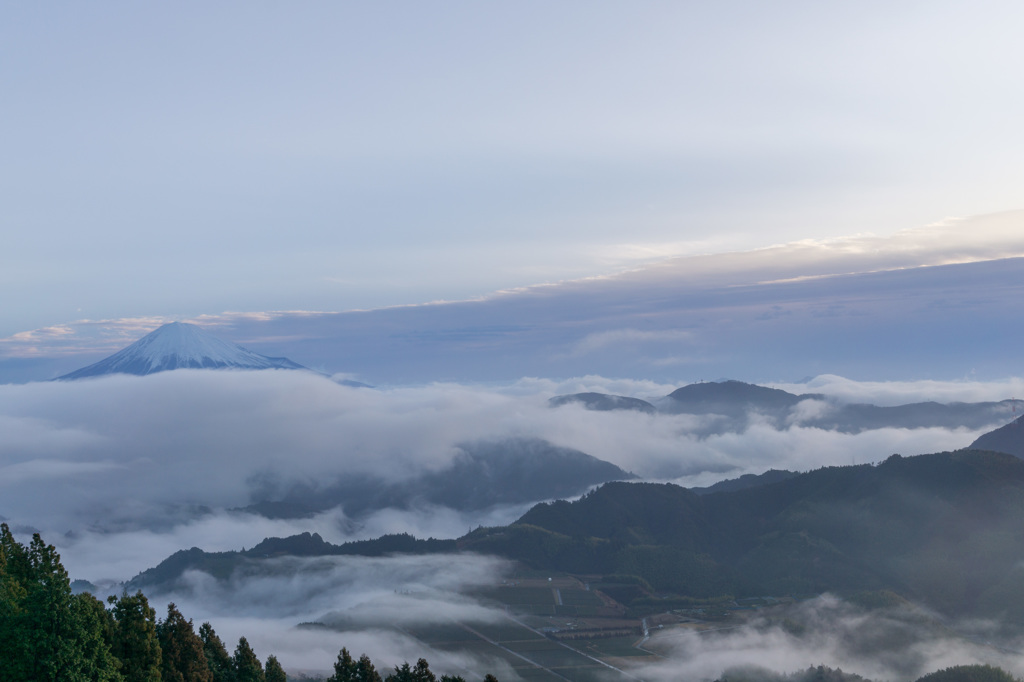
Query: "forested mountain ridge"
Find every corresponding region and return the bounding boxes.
[463,449,1024,615]
[661,379,821,415]
[7,524,1019,682]
[970,415,1024,457]
[128,533,457,592]
[132,449,1024,620]
[238,437,634,519]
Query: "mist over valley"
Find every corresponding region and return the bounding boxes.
[6,343,1024,678]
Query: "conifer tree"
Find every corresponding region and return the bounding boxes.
[72,592,124,682]
[388,659,435,682]
[109,591,162,682]
[264,655,287,682]
[388,661,415,682]
[24,533,82,680]
[0,525,122,681]
[0,524,31,680]
[412,658,437,682]
[329,647,358,682]
[356,653,383,682]
[233,636,265,682]
[199,622,235,682]
[157,603,212,682]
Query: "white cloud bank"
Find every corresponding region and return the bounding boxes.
[0,370,1017,585]
[634,595,1024,682]
[149,552,518,679]
[0,370,1017,678]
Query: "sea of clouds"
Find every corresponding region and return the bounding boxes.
[3,369,1021,580]
[3,370,1024,677]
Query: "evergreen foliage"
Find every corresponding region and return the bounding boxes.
[915,665,1020,682]
[233,636,265,682]
[0,524,123,681]
[157,602,212,682]
[412,658,437,682]
[109,591,162,682]
[717,664,874,682]
[0,528,522,682]
[329,647,358,682]
[72,592,124,681]
[199,621,236,682]
[264,655,287,682]
[356,653,384,682]
[385,658,437,682]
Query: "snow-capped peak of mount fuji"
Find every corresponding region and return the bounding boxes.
[56,322,308,380]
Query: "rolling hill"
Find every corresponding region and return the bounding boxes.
[131,448,1024,619]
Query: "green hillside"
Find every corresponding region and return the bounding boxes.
[132,449,1024,621]
[461,449,1024,617]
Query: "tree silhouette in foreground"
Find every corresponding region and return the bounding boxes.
[265,654,287,682]
[0,524,121,681]
[199,621,235,682]
[108,591,162,682]
[233,635,265,682]
[157,602,212,682]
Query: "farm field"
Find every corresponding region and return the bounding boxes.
[404,616,617,682]
[337,575,751,681]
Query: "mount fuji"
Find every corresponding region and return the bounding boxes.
[56,322,308,380]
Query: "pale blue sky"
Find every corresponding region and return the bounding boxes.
[4,2,1024,369]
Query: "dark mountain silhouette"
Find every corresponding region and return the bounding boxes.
[548,392,656,413]
[463,449,1024,615]
[133,449,1024,619]
[662,380,821,415]
[239,437,633,519]
[127,533,456,591]
[970,415,1024,457]
[689,468,798,495]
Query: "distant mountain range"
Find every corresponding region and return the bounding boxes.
[57,322,308,380]
[131,448,1024,622]
[550,380,1017,434]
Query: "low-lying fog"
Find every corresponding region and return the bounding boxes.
[147,557,1024,680]
[2,370,1021,583]
[4,369,1024,677]
[159,552,521,680]
[636,594,1024,682]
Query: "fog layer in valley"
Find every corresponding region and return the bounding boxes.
[147,559,1024,680]
[148,552,520,679]
[4,369,1024,679]
[2,370,1019,583]
[636,595,1024,682]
